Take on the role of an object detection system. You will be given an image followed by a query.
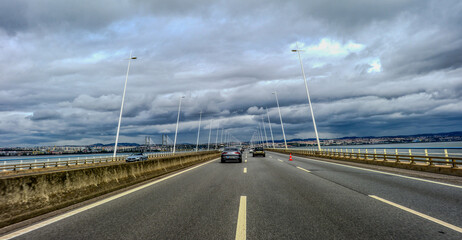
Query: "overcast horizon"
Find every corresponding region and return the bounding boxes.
[1,1,461,147]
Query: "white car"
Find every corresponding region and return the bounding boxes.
[126,153,148,162]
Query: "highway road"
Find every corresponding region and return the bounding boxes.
[3,151,462,239]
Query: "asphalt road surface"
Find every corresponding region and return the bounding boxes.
[3,151,462,239]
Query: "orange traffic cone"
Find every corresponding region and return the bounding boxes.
[289,153,292,161]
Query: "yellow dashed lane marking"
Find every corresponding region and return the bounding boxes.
[235,196,247,240]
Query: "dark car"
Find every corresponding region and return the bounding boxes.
[221,147,242,163]
[253,147,265,157]
[126,153,148,162]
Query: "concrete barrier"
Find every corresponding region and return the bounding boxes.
[267,149,462,177]
[0,151,220,228]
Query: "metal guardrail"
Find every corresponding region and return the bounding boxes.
[0,152,189,172]
[296,147,462,158]
[0,156,124,172]
[271,149,462,168]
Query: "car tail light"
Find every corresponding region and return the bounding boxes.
[222,152,228,155]
[234,152,240,154]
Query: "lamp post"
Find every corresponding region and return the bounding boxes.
[292,43,321,151]
[207,120,213,151]
[195,111,202,152]
[272,91,287,149]
[215,121,220,149]
[113,52,137,159]
[258,124,264,146]
[173,96,185,154]
[261,116,269,148]
[266,107,275,148]
[220,128,225,144]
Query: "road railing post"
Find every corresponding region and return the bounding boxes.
[409,149,414,164]
[425,149,429,165]
[444,149,449,166]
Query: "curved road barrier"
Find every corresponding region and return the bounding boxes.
[0,151,220,228]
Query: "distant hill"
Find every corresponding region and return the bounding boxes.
[338,131,462,140]
[89,143,140,147]
[263,131,462,143]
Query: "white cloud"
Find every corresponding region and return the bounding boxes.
[302,38,365,58]
[368,59,382,73]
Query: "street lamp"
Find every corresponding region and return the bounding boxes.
[266,107,275,148]
[221,128,224,145]
[258,124,264,146]
[195,111,202,152]
[207,120,213,151]
[173,96,185,154]
[292,43,321,151]
[113,52,137,159]
[215,121,220,149]
[261,115,269,148]
[272,91,288,149]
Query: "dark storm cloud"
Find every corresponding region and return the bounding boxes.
[0,0,136,34]
[0,0,461,146]
[0,1,28,34]
[28,110,62,121]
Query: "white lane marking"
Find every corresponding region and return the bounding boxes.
[243,167,247,173]
[281,153,462,189]
[369,195,462,233]
[1,159,217,240]
[269,156,273,158]
[245,159,247,163]
[278,159,283,162]
[297,166,311,173]
[235,196,247,240]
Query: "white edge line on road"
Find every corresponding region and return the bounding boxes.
[278,153,462,189]
[1,159,218,240]
[296,166,311,173]
[369,195,462,234]
[243,167,247,173]
[235,196,247,240]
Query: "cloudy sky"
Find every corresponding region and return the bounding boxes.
[1,0,461,147]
